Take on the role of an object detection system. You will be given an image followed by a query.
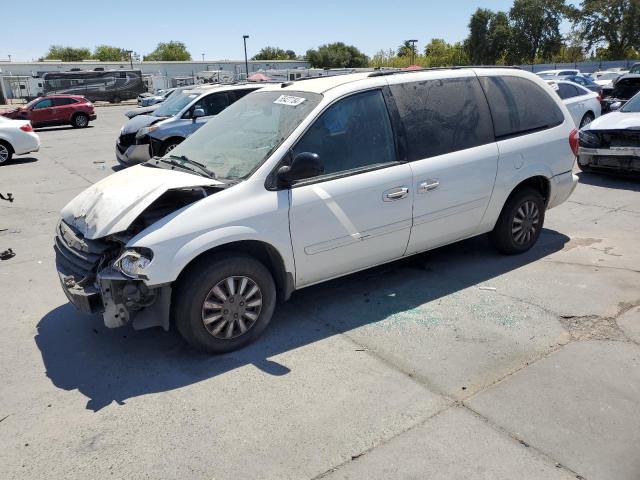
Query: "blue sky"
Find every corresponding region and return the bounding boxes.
[4,0,580,61]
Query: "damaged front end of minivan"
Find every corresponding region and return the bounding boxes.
[54,169,223,331]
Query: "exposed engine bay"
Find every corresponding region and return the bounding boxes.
[55,185,220,330]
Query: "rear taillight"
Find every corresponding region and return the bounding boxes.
[569,128,579,157]
[596,95,602,103]
[19,123,33,133]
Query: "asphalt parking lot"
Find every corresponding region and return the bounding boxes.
[0,105,639,480]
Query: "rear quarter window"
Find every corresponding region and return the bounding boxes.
[479,76,564,139]
[389,76,494,160]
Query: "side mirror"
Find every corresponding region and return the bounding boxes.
[277,152,324,186]
[192,108,205,122]
[610,101,622,111]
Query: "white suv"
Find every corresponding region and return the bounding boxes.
[55,68,579,353]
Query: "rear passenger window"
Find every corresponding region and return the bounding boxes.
[229,89,257,102]
[390,77,494,161]
[557,83,581,99]
[292,89,396,176]
[479,76,564,139]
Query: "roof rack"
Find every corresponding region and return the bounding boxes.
[368,65,522,77]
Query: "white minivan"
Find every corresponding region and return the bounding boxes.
[55,68,579,353]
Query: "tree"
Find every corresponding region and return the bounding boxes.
[397,40,417,58]
[424,39,469,67]
[509,0,569,63]
[466,8,494,64]
[93,45,129,61]
[40,45,92,62]
[143,41,191,61]
[305,42,369,68]
[573,0,640,59]
[252,47,297,60]
[487,12,513,64]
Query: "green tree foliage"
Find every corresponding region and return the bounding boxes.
[40,45,92,62]
[143,41,191,61]
[572,0,640,59]
[488,12,513,64]
[466,8,493,64]
[509,0,568,62]
[252,47,297,60]
[306,42,369,68]
[397,40,417,58]
[424,39,469,66]
[92,45,129,61]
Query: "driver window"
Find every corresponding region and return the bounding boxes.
[193,93,230,117]
[34,99,53,109]
[292,89,396,177]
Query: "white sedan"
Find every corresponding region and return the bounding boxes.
[0,116,40,164]
[546,80,602,128]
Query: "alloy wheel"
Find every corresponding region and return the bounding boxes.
[512,200,540,245]
[201,276,263,339]
[0,144,9,163]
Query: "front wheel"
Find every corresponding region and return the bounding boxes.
[72,113,89,128]
[0,142,13,164]
[174,255,277,353]
[490,187,545,255]
[161,139,182,156]
[579,112,595,129]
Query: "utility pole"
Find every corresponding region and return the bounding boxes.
[407,39,418,66]
[243,35,250,79]
[124,50,133,69]
[202,53,205,62]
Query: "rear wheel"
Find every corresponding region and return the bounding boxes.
[71,113,89,128]
[490,187,545,255]
[111,96,121,104]
[0,142,13,164]
[174,254,277,353]
[579,112,595,129]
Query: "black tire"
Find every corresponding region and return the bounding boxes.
[579,112,595,129]
[173,254,277,353]
[71,113,89,129]
[490,187,545,255]
[0,141,13,164]
[161,139,182,156]
[111,96,122,104]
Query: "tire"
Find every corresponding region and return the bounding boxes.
[173,254,277,353]
[490,187,545,255]
[161,139,182,156]
[71,113,89,128]
[579,112,595,129]
[0,141,13,164]
[111,96,122,104]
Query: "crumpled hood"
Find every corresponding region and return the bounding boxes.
[61,164,222,239]
[121,114,165,134]
[585,111,640,131]
[125,105,160,119]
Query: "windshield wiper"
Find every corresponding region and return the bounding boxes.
[165,154,216,179]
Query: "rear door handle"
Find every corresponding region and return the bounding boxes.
[418,180,440,193]
[384,186,409,201]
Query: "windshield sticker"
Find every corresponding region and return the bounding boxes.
[274,95,306,106]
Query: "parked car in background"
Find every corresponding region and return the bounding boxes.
[0,116,40,164]
[592,71,624,87]
[578,91,640,174]
[0,95,96,128]
[116,84,260,165]
[57,68,578,353]
[138,88,175,107]
[538,69,581,77]
[629,63,640,74]
[546,80,601,128]
[601,74,640,112]
[559,75,602,94]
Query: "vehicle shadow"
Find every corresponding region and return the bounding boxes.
[35,229,569,412]
[577,171,640,191]
[4,156,38,166]
[35,126,94,132]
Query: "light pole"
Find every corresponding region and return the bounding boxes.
[407,39,418,66]
[7,54,11,62]
[201,53,205,62]
[243,35,249,79]
[124,50,133,69]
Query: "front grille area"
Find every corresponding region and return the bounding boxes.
[54,221,110,282]
[118,132,136,149]
[582,130,640,149]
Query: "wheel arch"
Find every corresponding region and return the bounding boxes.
[507,175,551,207]
[0,138,14,153]
[174,239,293,303]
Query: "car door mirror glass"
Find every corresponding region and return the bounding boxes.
[277,152,324,186]
[193,108,205,118]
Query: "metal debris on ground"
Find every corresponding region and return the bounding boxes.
[1,248,16,260]
[0,193,14,203]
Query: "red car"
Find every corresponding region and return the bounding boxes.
[0,95,96,128]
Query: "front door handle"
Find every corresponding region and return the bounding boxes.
[418,179,440,193]
[384,186,409,201]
